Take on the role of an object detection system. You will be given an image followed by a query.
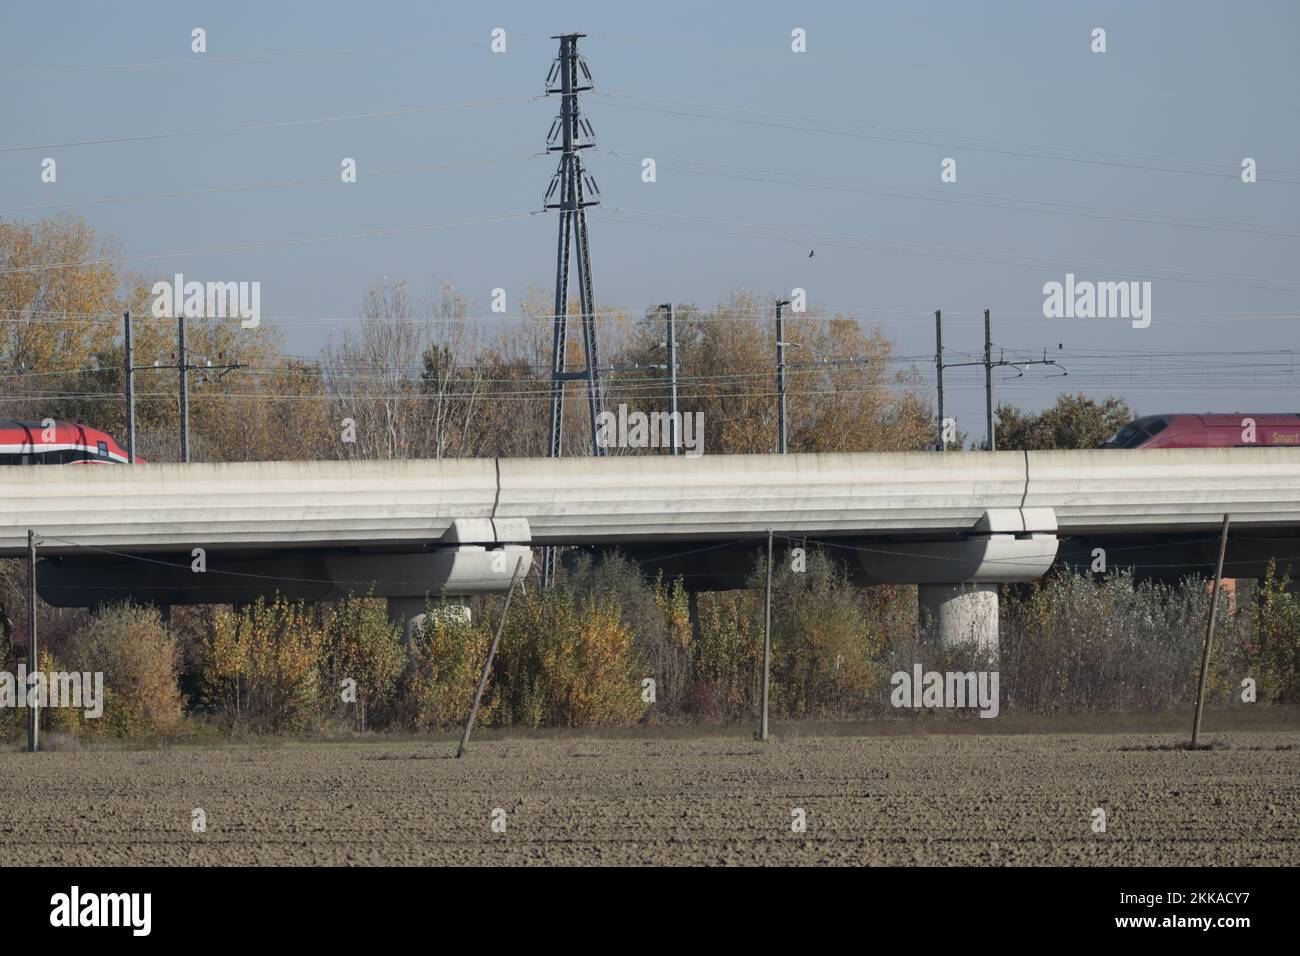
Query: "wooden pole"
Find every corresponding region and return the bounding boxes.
[934,310,945,451]
[458,557,523,758]
[775,304,788,455]
[123,311,136,463]
[27,529,38,753]
[1191,514,1231,749]
[178,316,190,463]
[760,529,773,741]
[983,309,994,451]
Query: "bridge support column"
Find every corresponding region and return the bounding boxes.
[386,598,426,642]
[919,583,999,654]
[852,509,1057,660]
[386,598,471,642]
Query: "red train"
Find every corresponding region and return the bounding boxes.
[1100,413,1300,449]
[4,413,1297,462]
[0,419,131,465]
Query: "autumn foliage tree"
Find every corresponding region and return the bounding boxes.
[1,214,332,461]
[318,595,405,732]
[203,596,323,733]
[995,394,1134,451]
[56,604,185,738]
[612,289,933,456]
[490,581,647,728]
[397,602,495,730]
[0,215,139,421]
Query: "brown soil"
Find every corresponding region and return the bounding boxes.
[2,726,1296,865]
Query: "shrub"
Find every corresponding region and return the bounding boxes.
[202,595,322,733]
[566,552,692,716]
[999,570,1243,712]
[319,594,405,731]
[397,600,493,731]
[692,590,761,722]
[0,637,25,741]
[1237,562,1300,703]
[492,581,646,728]
[765,548,888,718]
[56,603,183,739]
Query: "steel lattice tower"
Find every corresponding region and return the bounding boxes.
[542,32,604,587]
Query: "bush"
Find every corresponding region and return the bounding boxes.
[202,595,322,733]
[692,590,761,722]
[566,552,693,716]
[999,570,1244,712]
[1223,562,1300,703]
[0,637,25,741]
[686,546,893,722]
[491,580,646,728]
[397,600,493,731]
[765,548,888,718]
[3,548,1289,738]
[319,595,404,731]
[56,603,184,739]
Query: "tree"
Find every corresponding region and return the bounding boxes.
[995,394,1134,451]
[59,604,184,738]
[1,214,330,462]
[610,289,933,457]
[0,214,142,422]
[319,595,404,731]
[322,279,430,460]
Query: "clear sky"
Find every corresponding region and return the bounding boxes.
[3,0,1298,437]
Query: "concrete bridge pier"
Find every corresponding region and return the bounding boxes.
[386,598,472,642]
[853,509,1060,658]
[918,582,1000,653]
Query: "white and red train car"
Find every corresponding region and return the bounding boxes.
[0,419,131,465]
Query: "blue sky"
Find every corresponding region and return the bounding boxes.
[3,0,1298,435]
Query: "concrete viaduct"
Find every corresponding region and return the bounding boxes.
[3,448,1299,650]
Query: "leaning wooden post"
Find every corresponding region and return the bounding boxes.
[1191,514,1231,750]
[760,529,773,742]
[458,556,523,758]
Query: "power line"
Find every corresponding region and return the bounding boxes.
[14,370,1297,405]
[0,211,538,275]
[0,36,513,77]
[773,532,1286,574]
[0,155,538,214]
[592,150,1300,241]
[936,309,1064,451]
[31,531,767,593]
[0,95,537,153]
[4,353,1297,390]
[3,303,1296,325]
[596,207,1300,293]
[595,91,1300,184]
